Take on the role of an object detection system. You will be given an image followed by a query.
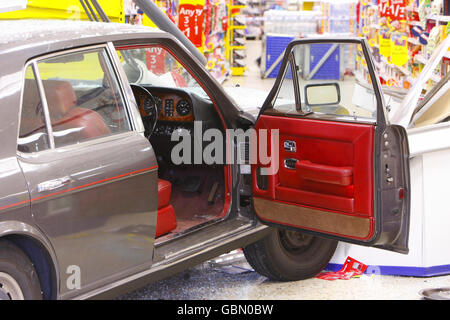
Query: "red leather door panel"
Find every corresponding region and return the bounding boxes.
[253,115,376,240]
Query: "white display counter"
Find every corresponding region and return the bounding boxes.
[330,134,450,277]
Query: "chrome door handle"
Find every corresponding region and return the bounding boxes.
[37,176,73,192]
[284,158,298,170]
[284,140,297,152]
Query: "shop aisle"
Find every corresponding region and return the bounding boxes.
[223,40,276,92]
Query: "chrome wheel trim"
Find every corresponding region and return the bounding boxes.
[0,272,24,300]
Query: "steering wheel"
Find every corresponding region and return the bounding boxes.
[130,84,159,138]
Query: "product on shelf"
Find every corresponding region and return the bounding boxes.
[319,0,358,35]
[263,10,319,36]
[357,0,449,92]
[243,0,264,39]
[226,0,247,76]
[203,0,230,83]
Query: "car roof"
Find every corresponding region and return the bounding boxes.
[0,19,163,54]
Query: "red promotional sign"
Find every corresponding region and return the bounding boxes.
[389,0,406,20]
[178,4,204,48]
[146,46,166,75]
[378,0,390,17]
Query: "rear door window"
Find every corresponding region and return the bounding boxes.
[18,47,133,152]
[36,48,131,148]
[18,66,50,153]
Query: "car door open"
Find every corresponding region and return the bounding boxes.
[252,38,411,253]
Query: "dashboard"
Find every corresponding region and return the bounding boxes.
[132,85,218,136]
[131,85,224,164]
[135,89,195,122]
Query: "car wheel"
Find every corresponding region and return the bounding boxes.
[0,239,42,300]
[243,228,338,281]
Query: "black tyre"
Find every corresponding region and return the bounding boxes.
[0,239,42,300]
[243,228,338,281]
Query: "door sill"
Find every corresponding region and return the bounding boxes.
[152,217,255,266]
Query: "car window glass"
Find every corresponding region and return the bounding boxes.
[37,48,131,148]
[272,60,296,113]
[272,42,377,120]
[117,46,208,98]
[18,66,50,153]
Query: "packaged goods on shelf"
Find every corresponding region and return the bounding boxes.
[263,10,320,35]
[357,0,449,92]
[319,0,358,34]
[226,0,247,76]
[243,0,264,39]
[204,0,230,82]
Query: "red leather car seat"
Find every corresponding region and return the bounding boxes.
[42,80,111,144]
[156,179,177,237]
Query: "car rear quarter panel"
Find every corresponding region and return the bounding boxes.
[0,49,61,297]
[0,50,34,221]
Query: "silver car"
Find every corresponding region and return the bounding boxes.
[0,11,412,299]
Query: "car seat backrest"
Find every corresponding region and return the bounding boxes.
[41,80,77,120]
[21,79,111,147]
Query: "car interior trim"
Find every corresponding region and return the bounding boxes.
[117,43,233,220]
[253,197,373,240]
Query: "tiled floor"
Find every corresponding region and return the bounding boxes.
[119,251,450,300]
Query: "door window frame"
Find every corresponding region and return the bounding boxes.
[17,43,139,156]
[260,37,388,128]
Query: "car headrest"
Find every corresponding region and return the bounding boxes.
[42,80,77,119]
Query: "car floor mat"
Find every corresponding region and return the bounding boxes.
[181,175,203,193]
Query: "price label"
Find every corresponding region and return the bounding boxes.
[389,0,406,20]
[146,46,166,74]
[178,3,204,48]
[378,0,390,17]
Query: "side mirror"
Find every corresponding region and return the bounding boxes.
[304,83,341,107]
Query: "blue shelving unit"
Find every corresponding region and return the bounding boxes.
[264,34,295,78]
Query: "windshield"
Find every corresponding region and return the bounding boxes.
[117,46,207,98]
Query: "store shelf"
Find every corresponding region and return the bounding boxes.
[408,37,421,46]
[427,15,450,23]
[408,20,422,26]
[230,25,246,29]
[226,0,247,76]
[231,67,245,76]
[380,56,409,75]
[406,5,418,13]
[414,54,428,65]
[430,74,442,82]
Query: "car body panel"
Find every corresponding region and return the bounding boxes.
[18,132,158,298]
